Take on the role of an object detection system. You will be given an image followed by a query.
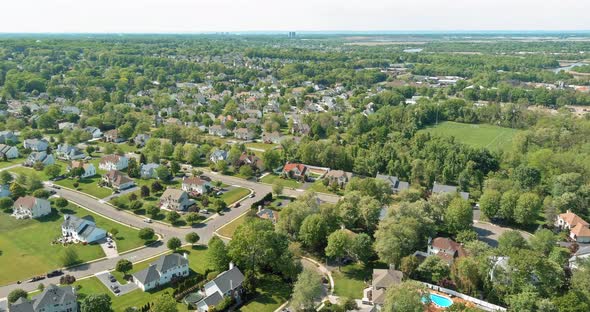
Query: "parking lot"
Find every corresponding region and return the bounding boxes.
[95,271,137,296]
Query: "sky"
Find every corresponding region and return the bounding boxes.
[1,0,588,33]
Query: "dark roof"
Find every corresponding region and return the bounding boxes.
[432,182,469,200]
[133,264,161,285]
[207,266,245,294]
[11,284,76,312]
[375,174,410,192]
[201,292,224,307]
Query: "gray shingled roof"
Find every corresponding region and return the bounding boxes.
[208,266,245,294]
[133,264,161,285]
[432,182,469,200]
[153,253,188,273]
[376,174,410,192]
[10,284,76,312]
[201,292,224,307]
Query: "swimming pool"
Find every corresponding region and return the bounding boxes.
[422,293,453,308]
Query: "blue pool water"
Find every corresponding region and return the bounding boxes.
[422,293,453,308]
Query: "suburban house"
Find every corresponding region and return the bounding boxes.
[426,237,467,264]
[362,266,403,308]
[0,144,19,159]
[196,264,245,312]
[24,151,55,167]
[182,177,211,195]
[133,133,151,147]
[237,153,265,171]
[140,163,160,179]
[99,154,129,171]
[262,131,282,144]
[160,188,195,211]
[104,129,126,143]
[376,174,410,193]
[12,196,51,219]
[208,125,228,137]
[432,182,469,200]
[282,163,308,180]
[234,128,255,140]
[102,170,135,190]
[68,161,96,178]
[61,214,107,243]
[0,131,18,144]
[209,150,228,164]
[556,210,590,243]
[256,207,279,224]
[132,253,190,291]
[325,170,354,187]
[84,126,103,139]
[23,138,49,152]
[58,122,76,131]
[56,144,85,160]
[8,284,77,312]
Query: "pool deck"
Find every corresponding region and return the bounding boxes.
[426,290,476,311]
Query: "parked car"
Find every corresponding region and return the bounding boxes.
[109,275,116,283]
[51,185,61,189]
[143,218,152,223]
[113,288,120,294]
[199,209,209,214]
[46,270,63,278]
[249,193,255,198]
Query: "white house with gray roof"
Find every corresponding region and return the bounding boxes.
[61,214,106,243]
[56,144,85,160]
[132,253,190,291]
[9,284,77,312]
[23,138,49,152]
[196,264,245,312]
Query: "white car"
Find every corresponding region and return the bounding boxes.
[143,218,152,223]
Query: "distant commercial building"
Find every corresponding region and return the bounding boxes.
[288,31,296,38]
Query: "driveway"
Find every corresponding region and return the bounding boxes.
[98,238,119,259]
[95,271,138,296]
[473,220,532,247]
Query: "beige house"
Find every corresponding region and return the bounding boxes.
[160,188,195,211]
[12,196,51,219]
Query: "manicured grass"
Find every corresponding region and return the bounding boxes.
[74,276,189,312]
[331,263,372,299]
[239,275,292,312]
[9,165,63,182]
[55,176,114,199]
[216,214,248,238]
[220,187,250,205]
[0,203,141,285]
[260,174,301,189]
[0,158,24,169]
[245,142,278,152]
[418,121,520,152]
[307,180,341,195]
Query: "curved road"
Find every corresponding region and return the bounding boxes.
[0,170,340,298]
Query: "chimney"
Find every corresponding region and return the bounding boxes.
[229,262,234,270]
[183,252,188,259]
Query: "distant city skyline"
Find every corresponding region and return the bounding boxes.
[1,0,588,33]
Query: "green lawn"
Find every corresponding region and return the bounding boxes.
[220,187,250,205]
[331,263,373,299]
[245,142,278,152]
[216,214,248,238]
[74,276,189,312]
[0,203,142,285]
[0,158,24,169]
[307,180,341,195]
[260,174,301,189]
[55,176,114,199]
[418,121,520,152]
[239,275,292,312]
[9,164,64,182]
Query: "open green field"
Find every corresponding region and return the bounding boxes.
[0,203,142,285]
[216,214,248,238]
[418,121,520,152]
[55,176,114,199]
[260,174,301,189]
[245,142,278,152]
[220,187,250,205]
[238,275,292,312]
[0,158,24,169]
[9,165,63,182]
[332,262,387,299]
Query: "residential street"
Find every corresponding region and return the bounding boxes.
[0,169,339,298]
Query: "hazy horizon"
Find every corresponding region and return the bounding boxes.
[2,0,588,33]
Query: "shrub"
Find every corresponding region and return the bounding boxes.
[60,275,76,285]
